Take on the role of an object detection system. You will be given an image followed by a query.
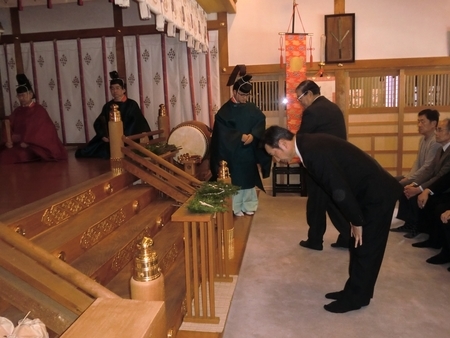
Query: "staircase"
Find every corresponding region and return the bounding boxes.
[0,125,208,337]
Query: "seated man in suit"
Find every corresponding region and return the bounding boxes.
[391,109,440,232]
[416,178,450,266]
[413,168,450,251]
[433,207,450,268]
[395,118,450,239]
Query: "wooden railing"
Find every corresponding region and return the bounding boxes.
[171,197,234,324]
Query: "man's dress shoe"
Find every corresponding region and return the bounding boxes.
[330,241,349,249]
[324,299,368,313]
[299,240,323,251]
[404,230,419,239]
[426,252,450,265]
[325,291,344,300]
[390,224,412,232]
[412,240,441,249]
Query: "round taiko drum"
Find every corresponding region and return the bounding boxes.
[167,121,211,163]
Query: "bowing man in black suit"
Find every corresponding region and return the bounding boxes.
[262,126,402,313]
[296,80,350,250]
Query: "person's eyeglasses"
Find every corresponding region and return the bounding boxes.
[297,92,307,101]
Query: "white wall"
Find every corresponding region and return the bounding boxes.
[227,0,450,66]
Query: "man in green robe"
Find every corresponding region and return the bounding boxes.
[210,65,271,217]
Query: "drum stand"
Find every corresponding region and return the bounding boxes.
[178,154,202,178]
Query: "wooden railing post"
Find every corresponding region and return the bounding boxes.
[171,203,220,324]
[109,104,124,174]
[216,160,234,281]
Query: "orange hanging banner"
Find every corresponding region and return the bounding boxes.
[285,33,307,135]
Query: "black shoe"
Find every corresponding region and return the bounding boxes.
[390,224,412,233]
[299,240,323,251]
[325,291,344,300]
[404,230,419,239]
[412,240,441,249]
[426,252,450,265]
[331,241,349,249]
[323,299,366,313]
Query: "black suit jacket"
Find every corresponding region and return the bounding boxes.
[296,133,402,226]
[427,164,450,195]
[299,96,347,140]
[414,146,450,190]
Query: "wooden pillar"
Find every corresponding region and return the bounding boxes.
[112,5,126,79]
[217,12,230,106]
[333,0,347,122]
[334,0,345,14]
[11,8,23,74]
[334,69,347,126]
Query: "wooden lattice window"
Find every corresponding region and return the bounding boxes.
[405,73,450,107]
[247,79,280,112]
[349,75,399,108]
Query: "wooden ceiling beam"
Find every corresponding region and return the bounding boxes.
[196,0,236,14]
[0,0,238,13]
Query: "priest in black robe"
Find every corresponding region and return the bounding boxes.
[75,71,151,159]
[210,65,271,217]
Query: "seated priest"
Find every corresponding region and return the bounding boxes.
[0,74,68,164]
[75,71,151,159]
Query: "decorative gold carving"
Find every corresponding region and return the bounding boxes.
[80,209,126,249]
[167,329,174,338]
[111,228,152,272]
[57,251,66,261]
[41,190,96,227]
[156,216,164,227]
[158,103,167,116]
[110,159,124,174]
[109,104,121,122]
[218,160,230,179]
[132,200,140,213]
[181,298,187,316]
[103,182,113,194]
[14,226,25,236]
[159,243,179,273]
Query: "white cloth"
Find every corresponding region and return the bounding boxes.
[0,317,49,338]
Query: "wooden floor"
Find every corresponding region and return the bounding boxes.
[1,147,111,215]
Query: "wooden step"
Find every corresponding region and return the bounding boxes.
[31,184,159,263]
[0,172,137,239]
[70,199,179,286]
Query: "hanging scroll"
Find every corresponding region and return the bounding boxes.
[284,33,307,134]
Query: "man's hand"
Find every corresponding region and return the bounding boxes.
[404,184,420,199]
[102,137,110,143]
[5,141,12,148]
[20,142,28,148]
[241,134,253,145]
[351,224,363,247]
[417,189,431,209]
[441,210,450,224]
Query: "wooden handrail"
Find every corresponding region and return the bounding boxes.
[0,224,119,299]
[122,135,202,186]
[126,129,164,141]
